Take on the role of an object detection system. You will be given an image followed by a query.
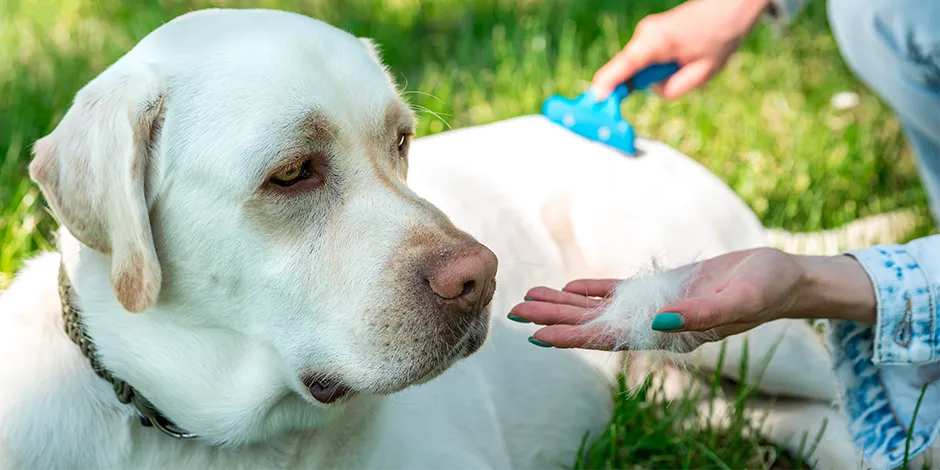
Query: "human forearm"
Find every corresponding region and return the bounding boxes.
[792,234,940,338]
[791,253,878,324]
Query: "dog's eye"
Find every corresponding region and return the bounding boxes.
[270,160,313,187]
[396,132,411,155]
[265,154,328,194]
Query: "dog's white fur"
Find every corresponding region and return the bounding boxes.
[0,8,887,470]
[584,262,716,355]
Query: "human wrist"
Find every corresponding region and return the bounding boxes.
[792,254,878,324]
[728,0,774,36]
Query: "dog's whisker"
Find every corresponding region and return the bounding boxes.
[401,90,446,105]
[409,104,453,130]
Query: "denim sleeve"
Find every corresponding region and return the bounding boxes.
[827,235,940,469]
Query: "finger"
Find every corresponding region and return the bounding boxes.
[529,324,623,351]
[509,301,598,326]
[530,318,758,352]
[656,287,751,332]
[654,298,724,332]
[561,279,621,298]
[523,286,604,308]
[591,29,672,99]
[714,320,764,339]
[659,60,715,100]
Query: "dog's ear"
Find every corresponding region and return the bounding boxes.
[29,61,165,313]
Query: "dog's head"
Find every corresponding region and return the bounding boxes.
[29,8,496,434]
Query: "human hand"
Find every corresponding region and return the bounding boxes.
[509,247,877,351]
[591,0,772,101]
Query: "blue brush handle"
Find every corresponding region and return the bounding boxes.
[610,62,680,102]
[629,62,680,90]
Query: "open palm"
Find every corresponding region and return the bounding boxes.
[509,248,808,350]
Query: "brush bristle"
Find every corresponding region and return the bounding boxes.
[542,95,637,154]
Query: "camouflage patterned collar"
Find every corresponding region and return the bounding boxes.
[58,262,197,440]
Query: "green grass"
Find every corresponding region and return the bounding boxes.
[0,0,934,468]
[576,341,818,470]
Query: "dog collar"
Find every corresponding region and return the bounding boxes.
[58,261,198,440]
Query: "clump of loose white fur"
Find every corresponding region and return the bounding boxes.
[582,260,720,390]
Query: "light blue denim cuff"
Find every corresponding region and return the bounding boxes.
[826,236,940,468]
[849,238,940,366]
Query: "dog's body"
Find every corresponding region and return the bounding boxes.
[0,8,868,470]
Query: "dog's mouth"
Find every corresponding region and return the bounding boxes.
[401,321,491,387]
[297,306,491,404]
[458,323,488,357]
[301,374,354,404]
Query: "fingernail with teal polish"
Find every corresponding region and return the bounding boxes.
[507,314,531,324]
[523,296,535,301]
[651,313,684,332]
[527,337,554,348]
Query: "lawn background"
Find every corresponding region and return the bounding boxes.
[0,0,933,468]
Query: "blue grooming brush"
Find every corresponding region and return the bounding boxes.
[541,62,680,155]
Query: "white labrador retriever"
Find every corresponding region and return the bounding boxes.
[0,7,872,470]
